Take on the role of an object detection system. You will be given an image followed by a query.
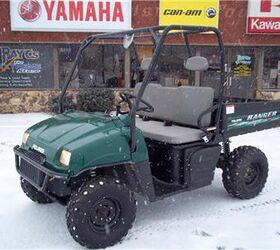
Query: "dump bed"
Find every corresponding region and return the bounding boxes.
[222,99,280,138]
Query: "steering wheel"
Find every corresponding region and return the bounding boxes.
[117,92,154,115]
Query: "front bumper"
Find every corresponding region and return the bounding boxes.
[14,145,70,202]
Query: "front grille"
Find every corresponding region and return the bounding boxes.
[19,159,45,187]
[24,150,46,165]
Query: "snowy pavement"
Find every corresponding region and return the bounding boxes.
[0,113,280,249]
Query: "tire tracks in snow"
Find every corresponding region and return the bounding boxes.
[229,198,280,212]
[130,195,280,238]
[0,141,15,148]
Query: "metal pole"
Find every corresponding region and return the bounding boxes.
[124,49,131,88]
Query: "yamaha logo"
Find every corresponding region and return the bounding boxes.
[206,7,216,18]
[18,0,41,22]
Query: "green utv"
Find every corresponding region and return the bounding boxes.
[14,26,280,248]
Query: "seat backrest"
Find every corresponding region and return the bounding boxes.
[134,83,215,127]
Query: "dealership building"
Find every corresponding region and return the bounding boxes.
[0,0,280,113]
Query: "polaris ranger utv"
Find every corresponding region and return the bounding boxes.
[14,26,280,249]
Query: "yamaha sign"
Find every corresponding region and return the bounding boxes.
[10,0,132,32]
[247,0,280,34]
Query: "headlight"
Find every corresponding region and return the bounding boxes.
[59,150,71,167]
[22,132,29,144]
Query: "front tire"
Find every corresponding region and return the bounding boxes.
[66,176,136,249]
[20,177,53,204]
[222,146,268,199]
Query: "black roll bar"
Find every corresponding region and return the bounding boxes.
[58,25,226,152]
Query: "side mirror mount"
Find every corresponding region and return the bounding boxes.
[141,57,152,71]
[184,56,209,71]
[123,34,134,49]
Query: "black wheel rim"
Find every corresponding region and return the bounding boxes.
[89,197,121,234]
[244,163,260,187]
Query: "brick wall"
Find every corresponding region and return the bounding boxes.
[0,89,130,113]
[0,90,77,113]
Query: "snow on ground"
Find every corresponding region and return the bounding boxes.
[0,113,280,249]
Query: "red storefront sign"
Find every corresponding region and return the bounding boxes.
[247,0,280,34]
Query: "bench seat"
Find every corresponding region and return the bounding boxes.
[136,118,204,144]
[134,83,214,144]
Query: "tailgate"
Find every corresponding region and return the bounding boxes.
[222,100,280,138]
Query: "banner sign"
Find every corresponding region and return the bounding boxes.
[247,0,280,34]
[0,44,54,89]
[159,0,219,28]
[10,0,132,32]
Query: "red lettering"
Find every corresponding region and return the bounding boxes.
[112,2,124,22]
[85,2,97,21]
[260,0,271,12]
[69,1,83,21]
[43,0,55,20]
[99,2,110,21]
[56,0,67,21]
[42,0,127,22]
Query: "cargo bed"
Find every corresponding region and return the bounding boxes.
[222,98,280,138]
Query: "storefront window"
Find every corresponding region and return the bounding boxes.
[263,48,280,89]
[59,44,141,89]
[200,46,224,96]
[79,45,124,88]
[158,45,195,87]
[58,44,79,88]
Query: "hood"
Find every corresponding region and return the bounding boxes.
[23,111,132,174]
[27,111,118,149]
[21,111,147,176]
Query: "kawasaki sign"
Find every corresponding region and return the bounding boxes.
[247,0,280,34]
[10,0,132,32]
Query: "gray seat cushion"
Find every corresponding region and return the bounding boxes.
[136,117,204,144]
[135,83,214,127]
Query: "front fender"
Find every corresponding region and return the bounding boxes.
[68,127,149,176]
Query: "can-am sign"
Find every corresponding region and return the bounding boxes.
[247,0,280,34]
[10,0,132,32]
[159,0,219,29]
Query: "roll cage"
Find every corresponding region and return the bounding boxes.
[59,25,226,152]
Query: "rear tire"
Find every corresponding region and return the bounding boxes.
[66,176,136,249]
[222,146,268,199]
[20,177,53,204]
